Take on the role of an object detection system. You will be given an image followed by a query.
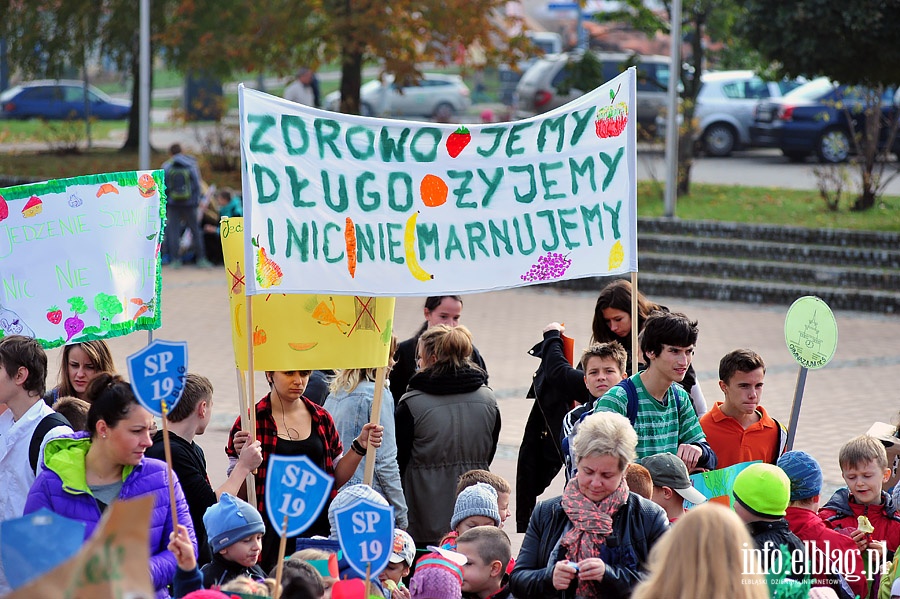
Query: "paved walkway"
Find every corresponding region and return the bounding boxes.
[50,266,900,552]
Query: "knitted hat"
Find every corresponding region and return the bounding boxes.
[203,493,265,553]
[410,554,463,599]
[390,529,416,566]
[733,463,791,518]
[641,453,708,505]
[450,483,500,530]
[777,451,824,501]
[328,484,389,539]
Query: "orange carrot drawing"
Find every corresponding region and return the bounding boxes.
[345,217,357,278]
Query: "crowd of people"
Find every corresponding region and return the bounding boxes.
[1,281,899,599]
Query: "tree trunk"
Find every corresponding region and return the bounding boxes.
[339,49,363,115]
[121,30,141,151]
[676,12,706,197]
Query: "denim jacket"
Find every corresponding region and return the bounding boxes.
[324,381,409,528]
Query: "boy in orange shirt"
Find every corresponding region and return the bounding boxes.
[700,349,786,468]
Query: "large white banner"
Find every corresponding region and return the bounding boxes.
[240,69,637,296]
[0,171,163,348]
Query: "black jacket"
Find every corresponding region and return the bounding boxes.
[510,493,669,599]
[747,519,806,582]
[515,331,591,531]
[200,553,267,589]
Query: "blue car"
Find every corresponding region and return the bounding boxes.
[0,80,131,120]
[750,77,900,163]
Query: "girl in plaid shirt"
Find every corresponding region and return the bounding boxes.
[226,370,383,572]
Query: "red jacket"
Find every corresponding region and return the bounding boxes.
[786,506,868,599]
[819,488,900,555]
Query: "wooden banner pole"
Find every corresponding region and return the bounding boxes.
[160,405,179,531]
[363,367,387,486]
[630,271,639,376]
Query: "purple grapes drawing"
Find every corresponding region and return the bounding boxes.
[521,251,573,282]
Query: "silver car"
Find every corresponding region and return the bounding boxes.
[324,73,470,120]
[514,51,671,132]
[658,70,803,157]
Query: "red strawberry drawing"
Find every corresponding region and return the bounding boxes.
[46,306,63,325]
[0,193,8,223]
[446,126,471,158]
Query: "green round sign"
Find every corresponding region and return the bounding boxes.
[784,296,838,370]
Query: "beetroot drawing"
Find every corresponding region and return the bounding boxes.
[65,296,88,341]
[521,252,573,282]
[596,86,628,139]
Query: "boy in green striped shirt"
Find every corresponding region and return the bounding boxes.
[593,311,717,471]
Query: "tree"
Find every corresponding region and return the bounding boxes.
[159,0,528,115]
[738,0,900,210]
[0,0,167,151]
[592,0,747,196]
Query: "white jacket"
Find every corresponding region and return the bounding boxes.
[0,399,72,593]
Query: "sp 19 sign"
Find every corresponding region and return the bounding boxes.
[126,339,187,417]
[333,497,394,578]
[265,455,334,538]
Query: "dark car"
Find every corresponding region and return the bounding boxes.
[0,80,131,120]
[750,77,900,163]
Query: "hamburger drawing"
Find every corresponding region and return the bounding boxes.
[137,173,157,198]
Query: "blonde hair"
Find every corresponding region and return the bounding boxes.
[839,435,890,470]
[330,335,398,395]
[632,503,768,599]
[220,574,273,596]
[417,324,480,376]
[573,411,637,471]
[456,469,511,497]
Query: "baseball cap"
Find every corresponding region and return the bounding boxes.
[642,453,708,505]
[389,529,415,567]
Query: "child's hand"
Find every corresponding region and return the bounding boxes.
[866,539,886,555]
[238,439,263,470]
[168,524,197,572]
[232,430,251,453]
[391,585,411,599]
[848,528,870,552]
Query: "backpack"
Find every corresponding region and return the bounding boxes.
[29,411,71,474]
[559,379,683,479]
[618,377,680,424]
[165,163,193,202]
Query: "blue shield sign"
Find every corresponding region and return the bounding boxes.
[126,339,188,417]
[334,497,394,578]
[265,455,334,538]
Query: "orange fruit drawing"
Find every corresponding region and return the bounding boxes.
[420,174,448,208]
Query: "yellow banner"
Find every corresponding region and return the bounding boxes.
[221,217,395,370]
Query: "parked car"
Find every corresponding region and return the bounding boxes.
[0,80,131,120]
[514,51,671,132]
[498,31,564,106]
[323,73,470,120]
[657,70,803,157]
[750,77,900,163]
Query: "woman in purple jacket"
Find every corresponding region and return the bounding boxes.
[25,373,196,598]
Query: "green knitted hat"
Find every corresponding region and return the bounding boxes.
[733,463,791,518]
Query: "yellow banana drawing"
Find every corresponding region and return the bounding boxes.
[404,211,434,281]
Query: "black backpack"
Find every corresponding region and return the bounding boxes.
[165,163,193,202]
[29,412,71,474]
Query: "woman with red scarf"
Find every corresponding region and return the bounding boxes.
[511,412,669,599]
